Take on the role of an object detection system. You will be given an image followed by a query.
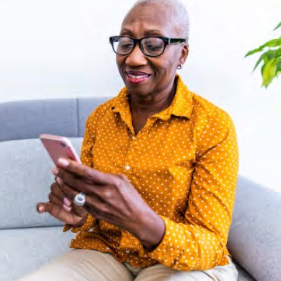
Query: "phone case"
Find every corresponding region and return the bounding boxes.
[39,134,81,165]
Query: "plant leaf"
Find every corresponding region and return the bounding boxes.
[245,46,264,57]
[261,63,266,75]
[274,21,281,31]
[265,48,281,62]
[262,37,281,48]
[276,59,281,78]
[253,48,281,71]
[245,37,281,57]
[253,53,266,71]
[276,59,281,71]
[262,58,278,87]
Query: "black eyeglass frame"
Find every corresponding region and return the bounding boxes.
[109,36,187,57]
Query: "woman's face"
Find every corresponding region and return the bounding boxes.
[116,3,188,98]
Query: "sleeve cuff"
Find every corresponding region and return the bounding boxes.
[147,216,187,266]
[119,230,145,256]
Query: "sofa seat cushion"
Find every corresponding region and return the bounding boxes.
[234,261,256,281]
[0,226,75,281]
[0,138,83,229]
[0,227,256,281]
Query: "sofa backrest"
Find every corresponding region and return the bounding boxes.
[0,97,109,229]
[0,97,108,141]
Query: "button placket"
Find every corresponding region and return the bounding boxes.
[124,138,138,173]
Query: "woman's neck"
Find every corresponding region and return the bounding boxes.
[129,80,177,116]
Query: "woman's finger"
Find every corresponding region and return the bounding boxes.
[51,181,64,200]
[49,192,72,212]
[51,180,72,207]
[59,183,89,217]
[49,191,62,206]
[60,182,78,201]
[36,202,84,225]
[37,201,63,218]
[57,169,105,196]
[57,158,116,186]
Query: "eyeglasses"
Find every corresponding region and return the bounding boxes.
[109,36,186,57]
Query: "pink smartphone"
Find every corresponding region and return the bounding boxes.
[39,134,81,165]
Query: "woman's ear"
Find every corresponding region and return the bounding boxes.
[179,43,189,66]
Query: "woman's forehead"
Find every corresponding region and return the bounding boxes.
[121,3,178,36]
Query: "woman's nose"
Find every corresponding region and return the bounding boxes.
[125,44,147,66]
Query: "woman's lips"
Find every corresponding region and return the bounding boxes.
[125,71,151,84]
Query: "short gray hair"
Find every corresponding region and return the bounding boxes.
[132,0,190,41]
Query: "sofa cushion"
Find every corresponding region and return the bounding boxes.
[0,138,83,229]
[234,261,256,281]
[228,176,281,281]
[0,226,74,281]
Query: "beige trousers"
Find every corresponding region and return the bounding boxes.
[18,249,238,281]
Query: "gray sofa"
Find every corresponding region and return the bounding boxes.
[0,98,280,281]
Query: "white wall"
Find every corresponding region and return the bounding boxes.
[0,0,280,191]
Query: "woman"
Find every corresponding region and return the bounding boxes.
[20,0,239,280]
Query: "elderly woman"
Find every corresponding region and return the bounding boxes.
[19,0,239,280]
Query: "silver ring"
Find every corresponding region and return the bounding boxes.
[73,192,86,207]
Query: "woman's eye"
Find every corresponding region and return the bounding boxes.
[146,44,162,52]
[120,43,133,49]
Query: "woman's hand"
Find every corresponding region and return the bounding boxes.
[54,158,165,250]
[37,180,88,227]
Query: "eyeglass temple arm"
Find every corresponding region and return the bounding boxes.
[168,38,187,44]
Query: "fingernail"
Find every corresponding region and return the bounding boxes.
[52,167,59,175]
[38,206,44,212]
[63,197,71,207]
[58,158,69,167]
[63,204,72,212]
[56,177,63,186]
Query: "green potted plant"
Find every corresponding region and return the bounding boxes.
[245,21,281,88]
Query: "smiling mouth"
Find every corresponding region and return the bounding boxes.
[127,73,149,79]
[125,72,151,84]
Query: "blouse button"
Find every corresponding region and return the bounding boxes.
[125,165,131,171]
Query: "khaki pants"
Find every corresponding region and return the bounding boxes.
[18,249,238,281]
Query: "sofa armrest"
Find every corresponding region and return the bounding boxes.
[228,175,281,281]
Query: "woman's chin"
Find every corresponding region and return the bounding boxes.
[125,83,150,96]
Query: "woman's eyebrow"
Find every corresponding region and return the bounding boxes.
[120,29,133,35]
[144,29,163,36]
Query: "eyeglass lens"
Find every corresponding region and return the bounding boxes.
[113,37,165,56]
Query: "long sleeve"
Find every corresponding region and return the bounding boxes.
[147,110,239,270]
[80,112,96,168]
[63,111,97,233]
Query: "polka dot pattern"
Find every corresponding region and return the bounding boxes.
[65,75,239,270]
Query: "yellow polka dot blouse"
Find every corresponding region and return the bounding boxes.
[65,75,239,271]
